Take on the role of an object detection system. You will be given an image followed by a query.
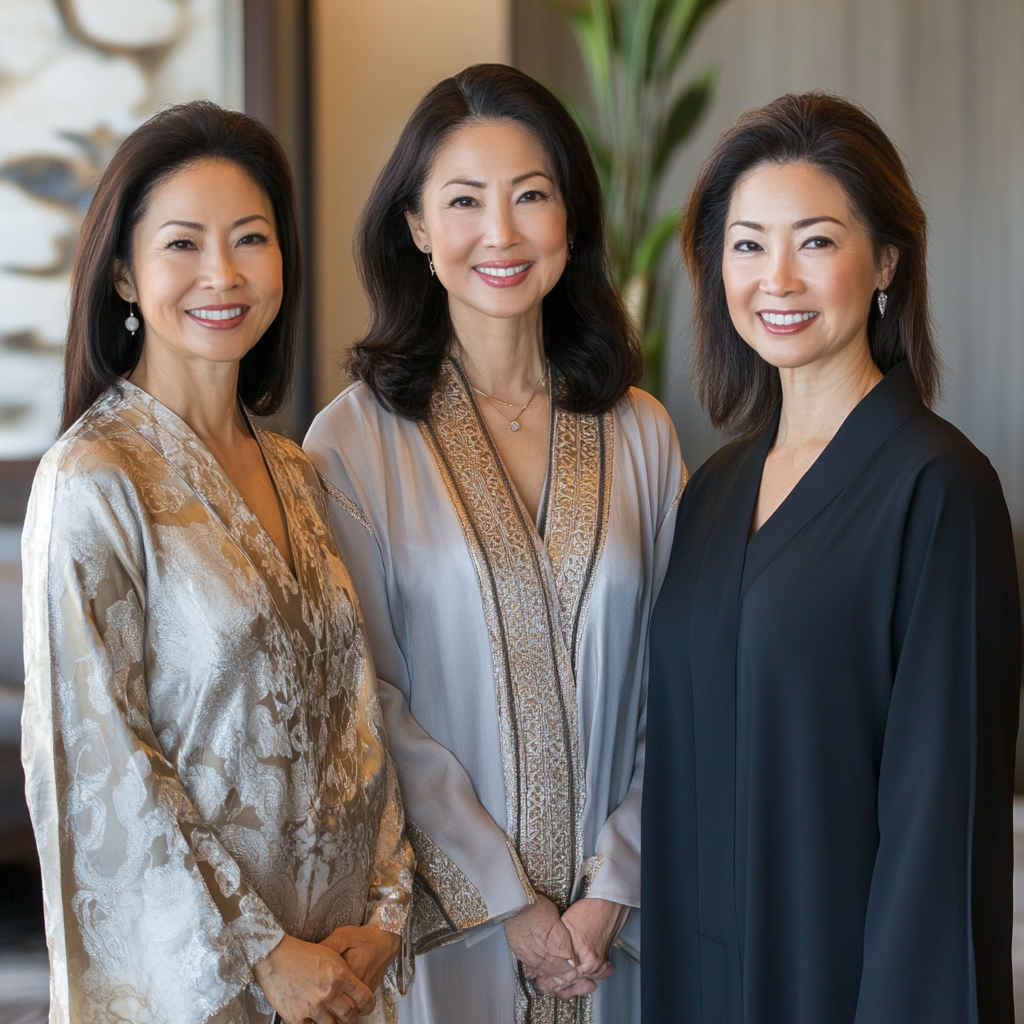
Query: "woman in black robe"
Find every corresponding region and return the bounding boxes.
[643,93,1021,1024]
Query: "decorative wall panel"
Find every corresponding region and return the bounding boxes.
[0,0,242,458]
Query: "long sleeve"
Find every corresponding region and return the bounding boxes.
[312,465,534,951]
[854,453,1020,1024]
[22,450,283,1024]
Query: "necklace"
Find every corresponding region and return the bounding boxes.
[470,371,547,432]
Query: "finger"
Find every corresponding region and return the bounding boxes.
[333,973,376,1017]
[554,978,598,999]
[324,992,359,1024]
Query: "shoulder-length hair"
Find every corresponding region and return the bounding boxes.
[350,63,641,419]
[682,91,941,437]
[62,100,300,432]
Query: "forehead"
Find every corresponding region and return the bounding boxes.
[427,119,554,184]
[142,159,272,218]
[727,161,854,222]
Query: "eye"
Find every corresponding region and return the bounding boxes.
[238,232,269,246]
[517,189,550,203]
[448,195,478,208]
[803,236,834,249]
[733,239,763,253]
[167,238,197,251]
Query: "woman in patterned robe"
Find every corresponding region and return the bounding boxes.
[304,65,685,1024]
[21,103,412,1024]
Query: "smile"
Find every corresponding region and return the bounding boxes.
[474,262,534,278]
[187,306,247,321]
[757,311,818,326]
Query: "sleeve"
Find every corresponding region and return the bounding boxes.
[21,453,284,1024]
[582,404,687,915]
[853,454,1021,1024]
[304,438,535,954]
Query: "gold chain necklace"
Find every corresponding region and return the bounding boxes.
[469,372,547,432]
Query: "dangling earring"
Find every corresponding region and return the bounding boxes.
[877,290,888,317]
[566,239,574,263]
[424,245,435,277]
[125,298,140,335]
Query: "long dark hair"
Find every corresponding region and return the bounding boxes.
[62,100,301,432]
[682,91,941,436]
[350,63,641,419]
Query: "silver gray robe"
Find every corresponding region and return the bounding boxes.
[21,381,413,1024]
[304,362,685,1024]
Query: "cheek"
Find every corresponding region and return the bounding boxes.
[721,261,757,315]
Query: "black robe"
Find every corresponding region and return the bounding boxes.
[642,362,1021,1024]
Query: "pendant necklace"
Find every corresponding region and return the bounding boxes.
[470,371,547,432]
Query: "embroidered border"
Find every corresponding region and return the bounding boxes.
[419,361,590,1024]
[318,473,378,541]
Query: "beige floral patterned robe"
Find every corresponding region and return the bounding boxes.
[21,381,413,1024]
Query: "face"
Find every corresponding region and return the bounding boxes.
[115,159,283,370]
[405,119,569,323]
[721,161,896,374]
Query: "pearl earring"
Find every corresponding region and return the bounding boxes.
[424,246,435,277]
[125,298,140,335]
[877,290,888,317]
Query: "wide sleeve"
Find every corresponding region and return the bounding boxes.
[583,401,688,912]
[21,451,284,1024]
[854,453,1021,1024]
[305,445,535,952]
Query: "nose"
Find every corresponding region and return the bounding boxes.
[760,247,802,298]
[482,202,521,252]
[200,240,244,292]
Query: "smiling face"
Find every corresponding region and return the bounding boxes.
[722,160,896,375]
[114,158,283,371]
[404,119,569,326]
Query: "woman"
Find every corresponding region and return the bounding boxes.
[304,64,685,1024]
[643,92,1022,1023]
[21,102,413,1024]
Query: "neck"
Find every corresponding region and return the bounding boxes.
[449,298,546,396]
[128,342,247,449]
[775,337,883,448]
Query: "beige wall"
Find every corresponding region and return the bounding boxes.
[311,0,510,411]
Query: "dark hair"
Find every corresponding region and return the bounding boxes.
[62,100,300,432]
[682,91,941,436]
[350,63,641,419]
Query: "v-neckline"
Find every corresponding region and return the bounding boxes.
[114,379,302,600]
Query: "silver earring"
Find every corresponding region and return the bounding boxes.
[877,290,888,317]
[566,240,573,263]
[125,298,140,335]
[426,250,435,276]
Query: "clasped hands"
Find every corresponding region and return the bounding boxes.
[504,893,631,999]
[252,923,400,1024]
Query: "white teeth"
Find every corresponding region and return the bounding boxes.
[759,311,818,325]
[188,306,245,321]
[476,263,533,278]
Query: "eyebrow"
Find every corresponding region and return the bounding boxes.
[728,216,846,231]
[156,214,272,231]
[440,171,553,189]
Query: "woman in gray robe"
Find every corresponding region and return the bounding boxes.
[21,102,412,1024]
[304,65,685,1024]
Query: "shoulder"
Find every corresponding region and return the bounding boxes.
[613,387,682,463]
[306,380,398,449]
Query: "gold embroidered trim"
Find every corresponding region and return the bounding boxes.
[406,820,488,955]
[318,474,378,541]
[663,459,688,523]
[543,405,613,673]
[419,361,592,1024]
[571,853,605,902]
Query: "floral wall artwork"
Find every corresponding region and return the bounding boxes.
[0,0,242,459]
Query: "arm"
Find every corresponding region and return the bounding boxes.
[312,467,535,949]
[21,456,372,1024]
[854,456,1020,1024]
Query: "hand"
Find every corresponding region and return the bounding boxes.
[320,924,401,995]
[504,893,582,994]
[554,897,630,997]
[252,933,375,1024]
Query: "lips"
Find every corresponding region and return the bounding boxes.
[756,310,819,336]
[185,305,250,329]
[473,261,535,288]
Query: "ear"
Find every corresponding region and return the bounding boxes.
[878,245,899,290]
[112,259,135,303]
[404,209,430,252]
